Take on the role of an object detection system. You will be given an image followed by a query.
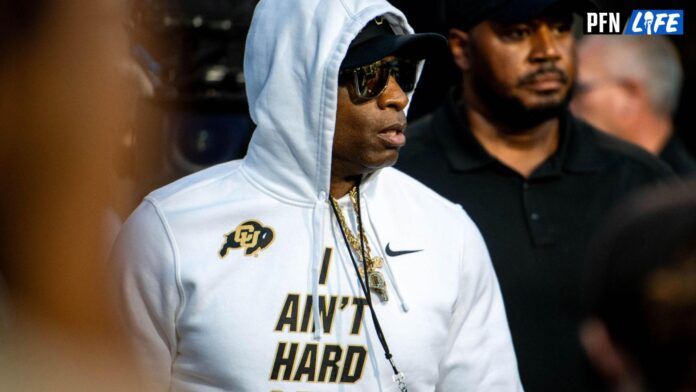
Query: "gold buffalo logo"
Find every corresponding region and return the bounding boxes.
[219,220,275,258]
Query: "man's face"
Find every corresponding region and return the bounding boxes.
[461,9,576,128]
[570,41,630,139]
[333,56,409,176]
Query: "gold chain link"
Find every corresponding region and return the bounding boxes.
[329,187,384,272]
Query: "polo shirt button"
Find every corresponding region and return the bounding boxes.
[522,182,529,190]
[530,212,540,221]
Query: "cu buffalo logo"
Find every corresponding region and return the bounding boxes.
[219,220,275,258]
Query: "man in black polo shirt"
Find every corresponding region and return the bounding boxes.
[396,0,673,390]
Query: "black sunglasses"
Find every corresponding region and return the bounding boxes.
[339,58,418,101]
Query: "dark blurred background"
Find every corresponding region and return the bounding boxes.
[123,0,256,206]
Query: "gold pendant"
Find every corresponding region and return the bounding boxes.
[368,270,389,302]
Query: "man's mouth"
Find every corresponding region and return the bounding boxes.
[519,70,568,92]
[377,123,406,148]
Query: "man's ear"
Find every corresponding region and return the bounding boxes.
[611,79,645,124]
[448,28,471,71]
[621,79,649,113]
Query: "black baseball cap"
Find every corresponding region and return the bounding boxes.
[443,0,597,30]
[340,16,447,69]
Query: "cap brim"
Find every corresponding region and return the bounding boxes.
[340,33,447,69]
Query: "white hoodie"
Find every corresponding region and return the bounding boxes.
[111,0,522,390]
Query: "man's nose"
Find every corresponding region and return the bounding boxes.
[529,25,561,63]
[378,75,409,111]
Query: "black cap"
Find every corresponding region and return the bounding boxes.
[340,16,447,69]
[443,0,597,30]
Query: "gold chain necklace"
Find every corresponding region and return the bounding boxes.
[329,187,389,302]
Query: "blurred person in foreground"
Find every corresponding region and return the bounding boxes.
[397,0,673,389]
[0,0,144,389]
[582,182,696,392]
[572,35,696,176]
[111,0,522,390]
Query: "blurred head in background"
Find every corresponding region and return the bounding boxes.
[0,0,144,388]
[571,35,683,154]
[582,182,696,392]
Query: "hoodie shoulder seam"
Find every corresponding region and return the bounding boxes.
[143,196,187,358]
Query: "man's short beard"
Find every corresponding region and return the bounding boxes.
[471,74,573,132]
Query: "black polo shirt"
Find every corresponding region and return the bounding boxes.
[396,93,673,391]
[659,134,696,177]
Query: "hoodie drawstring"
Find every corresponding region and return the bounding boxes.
[330,185,408,391]
[362,197,410,313]
[311,192,327,340]
[381,257,409,313]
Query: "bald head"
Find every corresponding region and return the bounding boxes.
[580,35,682,114]
[571,35,683,153]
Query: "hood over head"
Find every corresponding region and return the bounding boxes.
[241,0,420,205]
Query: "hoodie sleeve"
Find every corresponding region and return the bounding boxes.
[110,198,181,391]
[435,208,523,391]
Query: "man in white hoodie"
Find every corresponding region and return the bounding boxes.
[112,0,522,390]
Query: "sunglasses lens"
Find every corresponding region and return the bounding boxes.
[394,60,417,93]
[355,66,390,99]
[344,58,419,100]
